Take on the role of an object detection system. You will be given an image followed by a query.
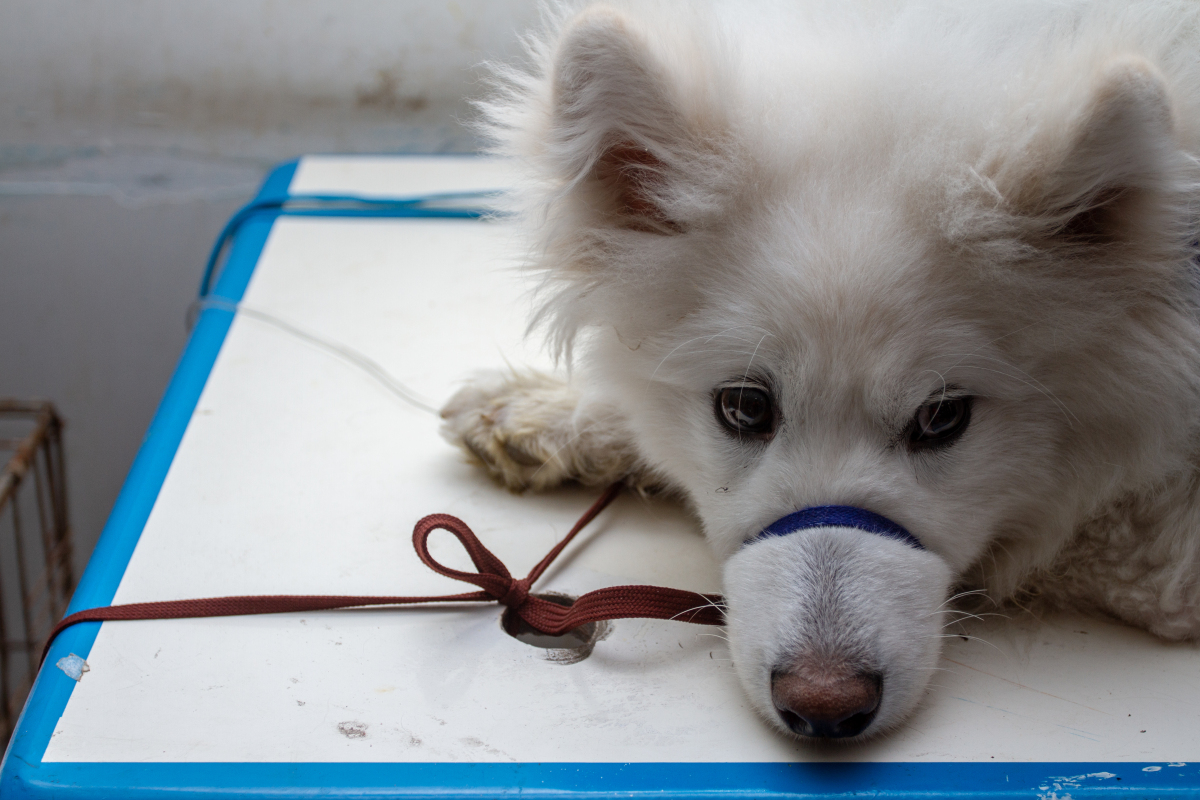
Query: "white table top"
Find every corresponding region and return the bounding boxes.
[24,157,1200,776]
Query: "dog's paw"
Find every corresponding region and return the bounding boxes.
[441,371,633,491]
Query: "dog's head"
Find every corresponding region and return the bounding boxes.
[489,2,1200,738]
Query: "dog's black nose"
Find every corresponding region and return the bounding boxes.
[771,669,882,738]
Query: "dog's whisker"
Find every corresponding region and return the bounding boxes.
[931,588,993,612]
[671,598,727,621]
[648,325,775,383]
[938,610,1008,626]
[932,633,1007,656]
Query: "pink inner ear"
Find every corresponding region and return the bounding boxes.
[594,140,679,230]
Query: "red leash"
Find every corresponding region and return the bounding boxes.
[41,484,725,665]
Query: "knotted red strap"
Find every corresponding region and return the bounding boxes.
[42,484,725,665]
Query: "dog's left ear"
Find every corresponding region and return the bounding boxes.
[1010,56,1183,253]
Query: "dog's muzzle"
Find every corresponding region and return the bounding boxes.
[743,505,922,738]
[745,505,923,550]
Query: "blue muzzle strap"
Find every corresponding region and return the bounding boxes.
[749,506,924,550]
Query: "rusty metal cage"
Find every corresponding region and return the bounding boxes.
[0,400,75,747]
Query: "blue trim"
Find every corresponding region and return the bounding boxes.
[4,157,1196,798]
[751,506,923,551]
[3,761,1198,799]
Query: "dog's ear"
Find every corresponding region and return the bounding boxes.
[1012,56,1180,252]
[548,6,695,232]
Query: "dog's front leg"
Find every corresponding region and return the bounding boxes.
[440,370,644,492]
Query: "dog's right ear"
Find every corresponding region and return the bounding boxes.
[547,6,698,233]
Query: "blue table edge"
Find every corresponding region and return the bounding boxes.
[1,157,1196,798]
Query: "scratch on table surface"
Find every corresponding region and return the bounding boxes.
[943,658,1108,715]
[950,696,1101,741]
[460,736,516,761]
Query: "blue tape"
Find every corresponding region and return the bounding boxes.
[198,189,501,297]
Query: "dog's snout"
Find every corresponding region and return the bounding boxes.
[770,668,882,738]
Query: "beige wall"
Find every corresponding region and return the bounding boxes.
[0,0,541,160]
[0,0,540,578]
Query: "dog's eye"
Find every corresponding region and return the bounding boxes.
[716,386,775,437]
[908,396,972,450]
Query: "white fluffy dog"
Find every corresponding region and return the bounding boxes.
[441,0,1200,740]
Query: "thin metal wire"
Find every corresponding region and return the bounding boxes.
[10,491,37,682]
[33,443,57,621]
[50,424,75,611]
[0,502,11,736]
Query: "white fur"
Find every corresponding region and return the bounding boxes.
[442,0,1200,739]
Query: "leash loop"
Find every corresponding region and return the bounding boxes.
[411,512,519,600]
